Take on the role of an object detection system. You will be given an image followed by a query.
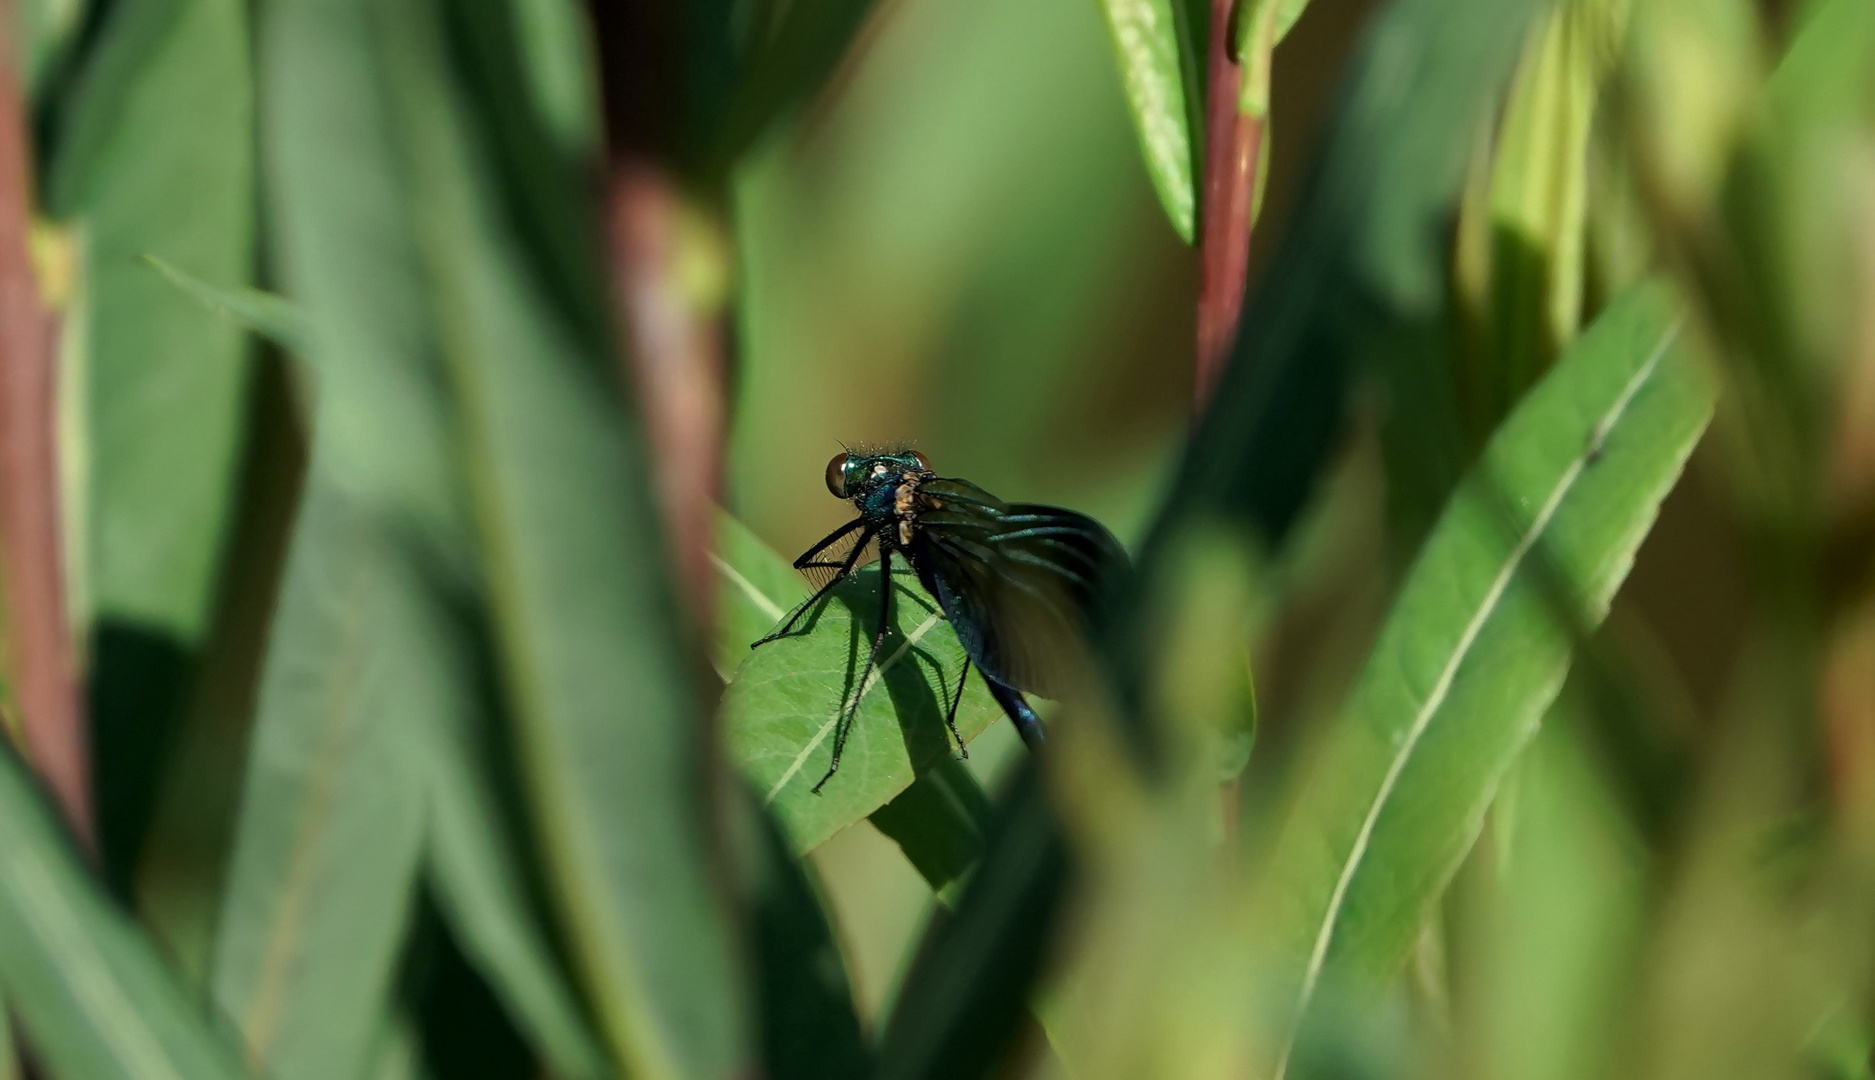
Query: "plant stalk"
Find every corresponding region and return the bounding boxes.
[1195,0,1264,408]
[0,0,93,851]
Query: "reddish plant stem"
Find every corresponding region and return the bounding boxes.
[1194,0,1264,409]
[0,1,93,850]
[607,161,725,637]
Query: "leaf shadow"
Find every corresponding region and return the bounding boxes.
[828,567,960,780]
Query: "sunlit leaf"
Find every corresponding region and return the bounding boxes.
[0,740,245,1080]
[1251,281,1715,1070]
[721,565,1000,856]
[1094,0,1198,241]
[1447,716,1646,1080]
[713,510,814,682]
[715,512,997,887]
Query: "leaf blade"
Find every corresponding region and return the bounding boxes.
[1255,280,1715,1064]
[420,650,611,1080]
[208,483,427,1080]
[721,565,1001,855]
[1095,0,1197,241]
[0,740,245,1080]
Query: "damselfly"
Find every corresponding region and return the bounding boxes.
[753,447,1128,791]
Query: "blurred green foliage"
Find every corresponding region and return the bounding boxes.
[0,0,1871,1077]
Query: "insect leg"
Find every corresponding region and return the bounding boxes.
[753,525,877,647]
[814,545,896,793]
[942,658,972,758]
[984,678,1045,751]
[791,517,866,570]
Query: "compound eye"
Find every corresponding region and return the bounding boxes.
[910,450,931,472]
[825,452,850,498]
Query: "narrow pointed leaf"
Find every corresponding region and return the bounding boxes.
[210,483,427,1080]
[65,0,253,643]
[0,741,244,1080]
[53,0,256,893]
[1095,0,1197,241]
[1254,281,1715,1059]
[140,256,309,356]
[265,0,754,1073]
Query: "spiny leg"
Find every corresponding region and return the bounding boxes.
[753,525,876,648]
[813,547,896,793]
[942,658,972,759]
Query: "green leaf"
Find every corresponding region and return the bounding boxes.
[713,510,996,890]
[1251,281,1715,1067]
[18,0,90,98]
[210,483,428,1080]
[868,758,992,900]
[0,991,11,1080]
[419,647,611,1080]
[738,788,871,1080]
[1447,715,1646,1080]
[270,0,757,1073]
[875,766,1069,1080]
[0,741,245,1080]
[66,0,254,633]
[712,510,815,682]
[720,565,1000,856]
[1232,0,1315,117]
[1094,0,1197,241]
[1158,0,1548,556]
[266,0,753,1070]
[713,0,882,166]
[140,256,309,356]
[363,1015,429,1080]
[1451,0,1614,432]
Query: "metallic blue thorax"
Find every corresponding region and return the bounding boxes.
[843,454,930,534]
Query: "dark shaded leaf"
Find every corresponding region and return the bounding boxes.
[738,788,871,1080]
[875,765,1069,1080]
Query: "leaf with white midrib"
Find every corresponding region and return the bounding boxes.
[714,512,1000,863]
[1254,281,1714,1077]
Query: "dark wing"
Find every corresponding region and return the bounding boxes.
[910,479,1128,698]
